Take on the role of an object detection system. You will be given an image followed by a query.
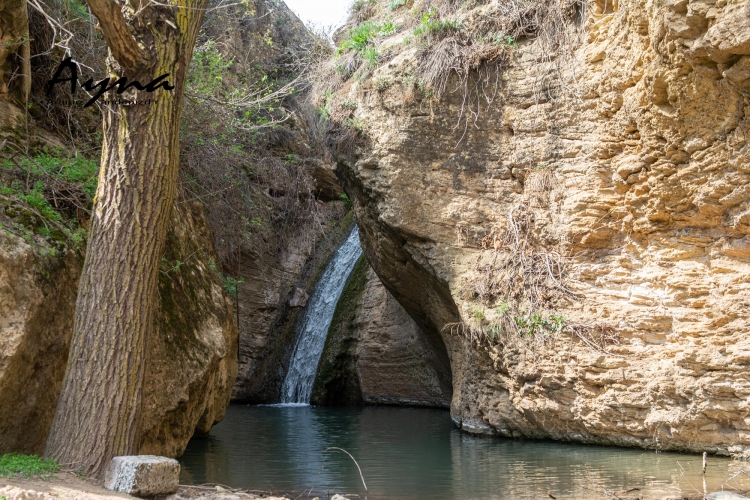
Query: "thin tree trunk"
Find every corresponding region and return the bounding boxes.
[21,0,31,105]
[45,0,207,476]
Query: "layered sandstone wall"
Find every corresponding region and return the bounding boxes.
[331,0,750,456]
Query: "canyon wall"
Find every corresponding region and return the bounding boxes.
[0,194,237,457]
[332,0,750,456]
[312,258,453,407]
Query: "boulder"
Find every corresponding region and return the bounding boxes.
[104,456,179,497]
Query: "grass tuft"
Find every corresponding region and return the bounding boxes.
[0,453,60,479]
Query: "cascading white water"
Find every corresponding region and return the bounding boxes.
[280,226,363,404]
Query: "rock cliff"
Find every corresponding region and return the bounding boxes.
[312,257,453,407]
[0,194,237,457]
[327,0,750,456]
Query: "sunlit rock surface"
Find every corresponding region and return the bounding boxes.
[333,0,750,455]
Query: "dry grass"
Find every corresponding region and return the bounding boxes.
[456,164,620,353]
[312,0,586,153]
[473,188,576,311]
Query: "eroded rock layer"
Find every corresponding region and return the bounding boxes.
[334,0,750,456]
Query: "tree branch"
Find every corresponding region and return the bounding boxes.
[83,0,149,71]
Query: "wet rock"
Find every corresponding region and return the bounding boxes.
[311,261,452,407]
[104,456,179,497]
[706,493,750,500]
[289,287,310,307]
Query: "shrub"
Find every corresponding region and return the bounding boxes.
[352,0,376,12]
[340,193,353,210]
[413,19,461,39]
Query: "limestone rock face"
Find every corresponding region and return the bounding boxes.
[334,0,750,455]
[231,211,351,402]
[0,0,28,98]
[356,267,452,407]
[0,199,238,457]
[0,200,80,455]
[137,201,238,457]
[289,287,310,307]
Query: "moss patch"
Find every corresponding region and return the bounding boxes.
[310,254,369,405]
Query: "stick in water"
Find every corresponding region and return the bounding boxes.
[325,447,368,492]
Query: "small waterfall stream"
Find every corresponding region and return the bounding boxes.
[280,226,363,404]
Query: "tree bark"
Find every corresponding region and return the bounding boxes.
[45,0,207,476]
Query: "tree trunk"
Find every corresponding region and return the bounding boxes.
[45,0,207,476]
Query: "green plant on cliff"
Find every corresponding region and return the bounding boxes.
[340,193,353,210]
[222,276,245,297]
[413,9,461,42]
[338,21,395,55]
[0,453,59,479]
[0,147,96,249]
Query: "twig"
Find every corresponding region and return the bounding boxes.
[325,447,367,492]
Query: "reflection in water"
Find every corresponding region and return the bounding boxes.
[180,405,750,499]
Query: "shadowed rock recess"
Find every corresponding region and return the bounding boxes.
[328,0,750,456]
[312,257,453,407]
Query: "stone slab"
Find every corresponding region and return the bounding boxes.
[104,455,180,497]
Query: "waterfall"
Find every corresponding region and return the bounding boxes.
[280,226,363,404]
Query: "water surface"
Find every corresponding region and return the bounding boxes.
[180,405,750,499]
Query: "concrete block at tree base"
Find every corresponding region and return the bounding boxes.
[104,455,180,496]
[706,493,750,500]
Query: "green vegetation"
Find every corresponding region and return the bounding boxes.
[343,117,365,131]
[413,16,461,40]
[375,77,391,90]
[0,150,96,249]
[340,193,353,210]
[352,0,376,11]
[482,302,569,341]
[486,31,518,48]
[0,453,59,479]
[317,91,334,120]
[185,40,233,98]
[338,21,395,55]
[1,153,99,199]
[388,0,407,10]
[207,260,245,297]
[62,0,90,20]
